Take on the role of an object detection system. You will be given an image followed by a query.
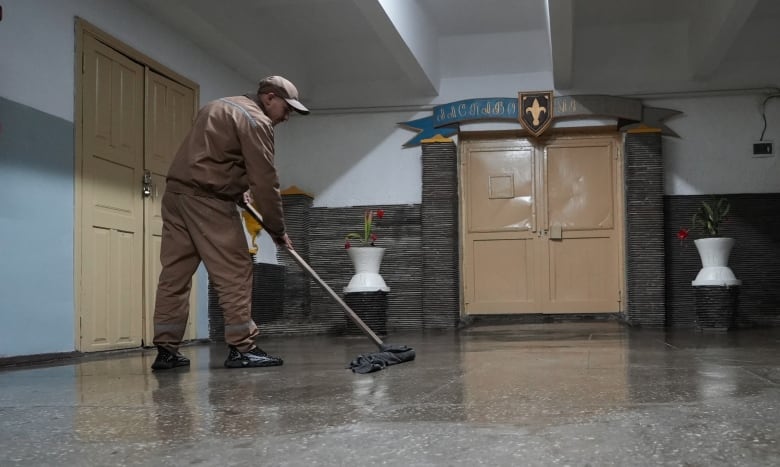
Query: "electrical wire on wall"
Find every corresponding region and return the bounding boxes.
[759,93,780,141]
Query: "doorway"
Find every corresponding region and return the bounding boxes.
[460,132,625,315]
[75,20,199,351]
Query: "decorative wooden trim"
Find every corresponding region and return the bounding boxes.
[421,134,454,144]
[625,125,662,134]
[281,185,314,198]
[459,125,619,141]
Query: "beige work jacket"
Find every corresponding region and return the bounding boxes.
[165,95,286,237]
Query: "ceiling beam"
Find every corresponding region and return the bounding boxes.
[547,0,574,90]
[353,0,439,96]
[689,0,759,80]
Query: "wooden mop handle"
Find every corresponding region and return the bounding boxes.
[241,202,384,348]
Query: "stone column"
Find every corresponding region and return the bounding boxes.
[624,130,665,326]
[280,187,313,320]
[421,138,460,328]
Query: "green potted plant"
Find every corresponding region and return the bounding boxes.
[689,198,740,287]
[343,208,390,293]
[692,197,730,237]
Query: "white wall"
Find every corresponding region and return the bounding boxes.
[0,0,254,122]
[277,111,424,208]
[651,94,780,195]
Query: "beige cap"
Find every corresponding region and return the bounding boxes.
[257,75,310,115]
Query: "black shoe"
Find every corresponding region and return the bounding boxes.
[151,346,190,370]
[224,346,283,368]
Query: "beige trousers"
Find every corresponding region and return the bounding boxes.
[153,192,258,352]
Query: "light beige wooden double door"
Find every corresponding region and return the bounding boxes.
[461,134,624,315]
[77,29,197,352]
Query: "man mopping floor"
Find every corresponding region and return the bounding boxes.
[151,76,309,370]
[149,75,414,373]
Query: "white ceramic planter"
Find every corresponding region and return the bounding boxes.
[692,237,741,287]
[344,247,390,293]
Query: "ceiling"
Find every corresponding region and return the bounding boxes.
[132,0,780,111]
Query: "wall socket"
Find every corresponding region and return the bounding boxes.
[753,141,774,157]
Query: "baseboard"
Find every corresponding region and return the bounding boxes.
[0,351,83,369]
[460,313,621,327]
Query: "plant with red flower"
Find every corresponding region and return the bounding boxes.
[676,228,689,246]
[676,197,731,245]
[345,208,384,249]
[675,197,732,247]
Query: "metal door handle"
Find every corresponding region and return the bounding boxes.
[142,170,152,197]
[550,224,563,240]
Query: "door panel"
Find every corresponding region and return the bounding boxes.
[472,238,534,307]
[548,236,619,311]
[546,143,614,230]
[468,146,535,232]
[461,135,623,315]
[146,72,194,174]
[144,71,197,342]
[543,138,621,313]
[463,141,542,313]
[81,35,144,350]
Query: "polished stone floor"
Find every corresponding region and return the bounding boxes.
[1,322,778,466]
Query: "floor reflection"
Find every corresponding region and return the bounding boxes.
[460,323,629,425]
[73,355,156,442]
[2,323,777,466]
[71,350,204,443]
[626,328,775,403]
[151,371,196,441]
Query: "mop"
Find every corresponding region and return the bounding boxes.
[240,202,415,373]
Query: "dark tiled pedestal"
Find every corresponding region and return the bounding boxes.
[694,286,740,331]
[344,291,388,336]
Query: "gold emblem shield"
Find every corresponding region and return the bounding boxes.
[518,91,554,137]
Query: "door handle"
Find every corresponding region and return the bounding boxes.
[142,170,152,197]
[550,224,563,240]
